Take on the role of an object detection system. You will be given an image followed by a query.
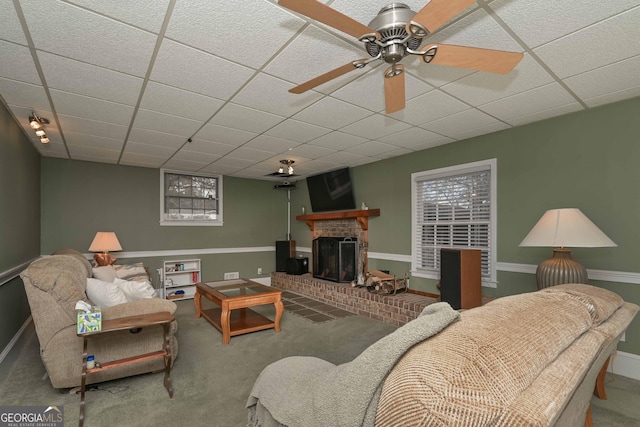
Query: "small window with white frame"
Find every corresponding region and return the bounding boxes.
[160,169,223,226]
[411,159,496,284]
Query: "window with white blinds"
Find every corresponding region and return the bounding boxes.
[160,169,223,226]
[411,159,496,283]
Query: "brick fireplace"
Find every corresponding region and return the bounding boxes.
[271,209,438,326]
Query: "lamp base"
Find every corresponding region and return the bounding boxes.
[93,253,117,266]
[535,248,587,290]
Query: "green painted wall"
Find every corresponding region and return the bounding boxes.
[0,101,40,350]
[40,158,289,284]
[291,96,640,355]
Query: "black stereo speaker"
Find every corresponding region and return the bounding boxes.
[440,249,482,310]
[276,240,296,272]
[286,257,308,275]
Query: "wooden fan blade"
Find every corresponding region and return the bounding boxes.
[384,65,405,114]
[411,0,476,34]
[289,60,368,94]
[279,0,375,40]
[420,44,524,74]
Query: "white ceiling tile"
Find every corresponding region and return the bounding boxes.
[344,140,398,156]
[0,78,49,111]
[491,0,640,48]
[534,7,640,79]
[58,115,128,140]
[0,0,28,45]
[265,119,331,143]
[65,132,124,151]
[67,144,120,162]
[307,131,368,150]
[22,0,156,77]
[389,90,469,125]
[284,144,336,159]
[584,87,640,109]
[263,26,367,95]
[332,66,431,112]
[200,162,246,175]
[211,103,284,133]
[167,0,304,69]
[371,146,413,159]
[128,128,185,149]
[505,103,584,127]
[341,114,412,139]
[225,147,274,162]
[317,150,368,164]
[37,142,68,158]
[328,1,440,29]
[124,141,176,157]
[209,156,253,168]
[0,41,41,85]
[193,123,257,146]
[427,8,522,52]
[50,90,134,125]
[133,109,203,137]
[64,0,170,33]
[420,108,507,139]
[163,158,209,171]
[407,137,457,152]
[233,73,324,118]
[140,82,224,121]
[378,127,447,148]
[479,83,579,123]
[38,51,143,105]
[172,149,220,164]
[244,135,299,153]
[182,140,236,157]
[293,97,371,129]
[300,159,344,174]
[150,40,254,100]
[564,54,640,103]
[120,152,166,168]
[440,54,554,106]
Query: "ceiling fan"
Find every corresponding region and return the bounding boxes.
[278,0,524,113]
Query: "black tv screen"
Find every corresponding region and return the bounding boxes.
[306,168,356,212]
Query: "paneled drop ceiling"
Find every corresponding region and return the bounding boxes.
[1,0,639,180]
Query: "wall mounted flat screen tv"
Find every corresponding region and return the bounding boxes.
[306,167,356,212]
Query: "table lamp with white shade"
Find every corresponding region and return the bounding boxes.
[519,208,616,289]
[88,232,122,266]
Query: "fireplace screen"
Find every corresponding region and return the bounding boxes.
[313,237,357,283]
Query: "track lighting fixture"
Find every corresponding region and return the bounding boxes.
[28,112,50,144]
[266,159,298,177]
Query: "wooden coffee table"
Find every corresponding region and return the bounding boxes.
[194,279,283,344]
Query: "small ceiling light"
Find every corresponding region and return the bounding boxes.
[278,166,284,174]
[28,112,51,144]
[288,165,294,175]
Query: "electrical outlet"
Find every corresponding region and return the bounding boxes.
[258,268,263,275]
[224,272,239,280]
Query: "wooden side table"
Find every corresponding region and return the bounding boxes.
[76,312,175,427]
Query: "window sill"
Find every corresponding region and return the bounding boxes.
[160,220,223,227]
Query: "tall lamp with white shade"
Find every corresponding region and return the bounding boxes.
[89,232,123,266]
[519,208,616,289]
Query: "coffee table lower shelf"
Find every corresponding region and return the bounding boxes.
[201,307,277,339]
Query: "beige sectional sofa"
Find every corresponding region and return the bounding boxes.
[20,249,178,389]
[248,284,637,427]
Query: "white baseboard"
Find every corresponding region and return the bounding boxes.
[609,350,640,381]
[0,316,32,365]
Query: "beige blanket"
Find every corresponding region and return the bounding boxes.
[246,302,460,427]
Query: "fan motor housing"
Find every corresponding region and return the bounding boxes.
[365,3,422,60]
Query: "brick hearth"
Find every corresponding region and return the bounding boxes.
[271,272,437,327]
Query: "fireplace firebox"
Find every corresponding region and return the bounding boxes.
[313,237,357,283]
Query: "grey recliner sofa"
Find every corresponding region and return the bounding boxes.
[20,249,178,389]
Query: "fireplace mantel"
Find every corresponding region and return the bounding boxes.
[296,208,380,231]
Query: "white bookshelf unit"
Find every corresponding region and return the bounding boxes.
[162,259,201,301]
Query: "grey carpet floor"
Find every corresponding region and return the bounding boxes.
[1,299,638,426]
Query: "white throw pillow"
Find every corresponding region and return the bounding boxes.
[92,266,117,282]
[114,278,158,301]
[86,278,128,307]
[113,263,148,281]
